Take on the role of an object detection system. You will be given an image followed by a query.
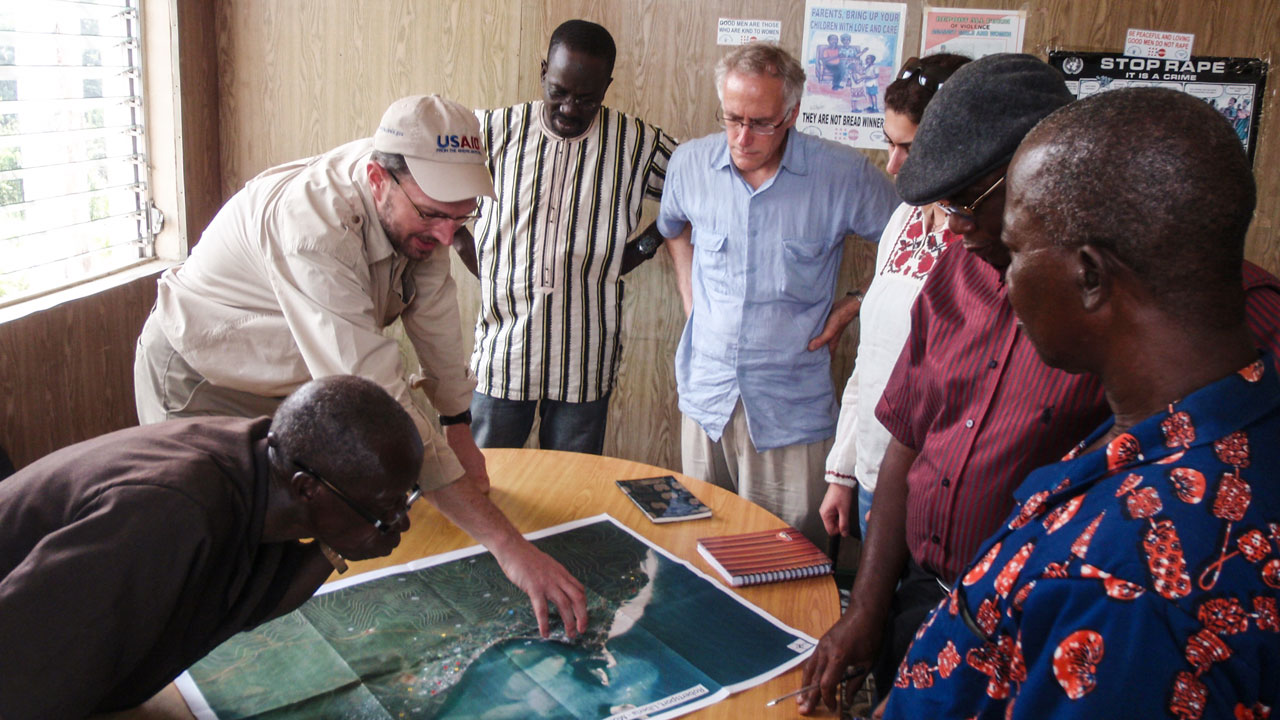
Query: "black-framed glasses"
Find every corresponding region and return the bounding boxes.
[387,171,480,224]
[293,457,421,534]
[939,175,1006,223]
[545,84,606,109]
[715,107,794,136]
[896,57,946,93]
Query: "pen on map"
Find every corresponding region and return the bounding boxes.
[764,665,868,707]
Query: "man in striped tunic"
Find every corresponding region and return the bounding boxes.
[455,20,676,455]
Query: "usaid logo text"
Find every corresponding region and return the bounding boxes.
[436,135,482,153]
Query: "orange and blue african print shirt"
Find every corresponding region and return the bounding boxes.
[884,355,1280,720]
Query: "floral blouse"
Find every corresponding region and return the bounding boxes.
[884,356,1280,720]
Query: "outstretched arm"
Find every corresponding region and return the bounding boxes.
[425,479,588,638]
[799,437,917,714]
[442,422,490,494]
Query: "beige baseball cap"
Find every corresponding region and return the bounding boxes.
[373,95,495,202]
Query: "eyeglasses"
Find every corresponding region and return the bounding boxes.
[545,85,606,109]
[938,175,1006,223]
[716,108,793,136]
[896,57,946,94]
[293,457,422,534]
[387,171,480,224]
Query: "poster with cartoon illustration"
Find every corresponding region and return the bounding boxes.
[1050,52,1267,164]
[798,0,906,149]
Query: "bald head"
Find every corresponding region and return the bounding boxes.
[1010,87,1253,325]
[270,376,423,496]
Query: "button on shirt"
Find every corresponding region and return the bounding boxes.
[470,102,676,402]
[877,247,1280,584]
[657,129,897,450]
[152,139,475,490]
[885,356,1280,720]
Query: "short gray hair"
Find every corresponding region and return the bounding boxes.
[714,42,805,112]
[270,376,422,494]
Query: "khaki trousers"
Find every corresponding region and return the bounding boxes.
[681,400,834,548]
[134,314,285,425]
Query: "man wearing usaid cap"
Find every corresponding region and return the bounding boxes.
[134,95,589,639]
[373,95,495,207]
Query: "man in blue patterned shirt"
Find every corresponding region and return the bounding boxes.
[876,88,1280,720]
[658,42,896,546]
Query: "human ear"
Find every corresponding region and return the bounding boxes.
[290,469,321,502]
[366,162,389,201]
[1077,244,1109,313]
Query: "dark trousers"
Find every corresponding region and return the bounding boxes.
[470,391,611,455]
[872,559,947,704]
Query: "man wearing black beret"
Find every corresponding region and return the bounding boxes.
[799,53,1280,715]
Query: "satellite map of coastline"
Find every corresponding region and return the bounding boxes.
[177,515,816,720]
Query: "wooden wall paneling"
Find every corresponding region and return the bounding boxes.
[216,0,524,199]
[213,0,1280,475]
[174,0,223,243]
[0,275,159,468]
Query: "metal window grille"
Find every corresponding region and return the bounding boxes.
[0,0,154,307]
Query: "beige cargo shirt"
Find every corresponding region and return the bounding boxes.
[153,138,473,489]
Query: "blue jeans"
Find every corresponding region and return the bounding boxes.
[470,391,611,455]
[858,483,875,539]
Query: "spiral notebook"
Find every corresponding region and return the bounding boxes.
[697,527,832,587]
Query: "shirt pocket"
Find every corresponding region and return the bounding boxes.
[779,235,829,304]
[693,230,731,295]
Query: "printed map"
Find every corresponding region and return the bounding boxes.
[177,515,815,719]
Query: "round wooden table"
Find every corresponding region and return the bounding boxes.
[101,449,840,719]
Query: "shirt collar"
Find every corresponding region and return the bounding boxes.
[709,127,810,178]
[1013,353,1278,507]
[534,100,599,142]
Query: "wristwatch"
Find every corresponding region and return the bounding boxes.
[439,410,472,426]
[846,289,864,301]
[635,231,663,258]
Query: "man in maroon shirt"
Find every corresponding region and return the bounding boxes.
[798,53,1280,715]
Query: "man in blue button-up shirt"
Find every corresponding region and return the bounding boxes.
[657,42,897,545]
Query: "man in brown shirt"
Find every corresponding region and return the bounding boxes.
[3,377,432,718]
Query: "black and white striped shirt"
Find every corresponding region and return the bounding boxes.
[471,101,676,402]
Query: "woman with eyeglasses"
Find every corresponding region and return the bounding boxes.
[820,54,972,556]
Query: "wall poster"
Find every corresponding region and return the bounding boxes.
[1049,51,1268,163]
[797,0,907,149]
[920,7,1026,58]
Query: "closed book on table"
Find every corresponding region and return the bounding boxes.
[615,475,712,523]
[697,527,832,587]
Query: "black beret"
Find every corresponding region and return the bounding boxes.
[896,53,1074,205]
